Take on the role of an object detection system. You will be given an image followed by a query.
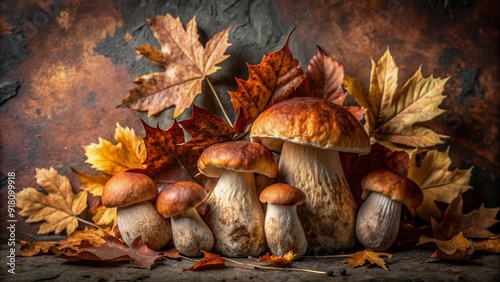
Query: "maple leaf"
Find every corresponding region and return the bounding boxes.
[418,232,475,261]
[184,251,226,271]
[343,249,393,271]
[258,251,296,266]
[473,236,500,253]
[88,200,116,227]
[72,169,110,197]
[408,147,473,222]
[83,123,146,175]
[120,13,231,118]
[162,247,181,259]
[344,49,449,151]
[58,234,163,270]
[16,168,88,235]
[431,193,500,240]
[228,30,304,129]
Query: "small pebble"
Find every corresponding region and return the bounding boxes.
[339,268,347,276]
[327,270,334,276]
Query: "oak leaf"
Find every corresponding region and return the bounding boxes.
[83,123,146,175]
[258,251,296,266]
[120,13,231,118]
[344,49,449,151]
[431,193,500,240]
[16,168,88,235]
[343,249,393,271]
[184,251,226,271]
[418,232,475,261]
[408,148,473,222]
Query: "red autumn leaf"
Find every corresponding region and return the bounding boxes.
[162,247,181,259]
[228,29,305,130]
[184,251,226,271]
[57,233,163,270]
[258,251,296,266]
[233,107,252,133]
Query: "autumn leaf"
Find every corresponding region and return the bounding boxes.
[418,232,475,261]
[258,251,296,266]
[120,13,231,118]
[58,234,163,270]
[408,147,473,222]
[431,193,499,240]
[83,123,146,175]
[228,29,304,129]
[184,251,226,271]
[72,169,110,197]
[343,249,393,271]
[473,236,500,253]
[88,200,116,227]
[162,247,181,259]
[16,168,88,235]
[344,49,449,151]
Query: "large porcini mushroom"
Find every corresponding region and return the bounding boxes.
[155,181,214,257]
[259,183,307,259]
[355,169,423,251]
[101,171,172,250]
[250,97,370,252]
[197,140,278,257]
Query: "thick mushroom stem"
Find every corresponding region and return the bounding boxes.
[279,141,357,252]
[117,201,172,250]
[264,204,307,259]
[171,208,214,257]
[355,192,402,251]
[204,171,266,257]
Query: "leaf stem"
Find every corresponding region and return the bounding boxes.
[75,216,108,233]
[206,77,233,127]
[223,257,329,275]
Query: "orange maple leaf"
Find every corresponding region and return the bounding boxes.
[343,249,393,271]
[418,232,475,261]
[120,13,231,118]
[258,251,296,266]
[184,251,226,271]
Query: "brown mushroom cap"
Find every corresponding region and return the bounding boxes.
[361,169,423,208]
[102,171,158,208]
[250,97,370,154]
[259,183,306,206]
[198,140,278,178]
[156,181,207,218]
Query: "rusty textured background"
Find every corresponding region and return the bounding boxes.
[0,0,498,239]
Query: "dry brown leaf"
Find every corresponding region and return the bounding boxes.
[473,237,500,253]
[16,168,88,235]
[431,193,499,240]
[162,247,181,259]
[184,251,226,271]
[418,232,475,261]
[343,249,393,271]
[344,49,449,151]
[83,123,146,175]
[408,148,473,222]
[120,13,231,117]
[258,251,296,266]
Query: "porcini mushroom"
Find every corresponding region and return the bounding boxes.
[102,171,172,250]
[355,169,423,251]
[198,140,278,257]
[156,181,214,257]
[259,183,307,258]
[250,97,370,252]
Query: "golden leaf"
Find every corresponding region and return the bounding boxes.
[473,236,500,253]
[418,232,475,261]
[73,170,110,197]
[343,249,393,271]
[120,13,231,118]
[16,168,88,235]
[83,123,146,175]
[258,251,296,266]
[408,148,473,222]
[89,201,116,227]
[345,49,449,151]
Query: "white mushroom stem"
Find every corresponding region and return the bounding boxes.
[264,204,307,259]
[204,171,266,257]
[279,141,357,252]
[117,201,172,250]
[171,208,214,257]
[355,192,402,251]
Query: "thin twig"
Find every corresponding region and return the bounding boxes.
[206,77,233,127]
[224,257,329,275]
[75,216,108,232]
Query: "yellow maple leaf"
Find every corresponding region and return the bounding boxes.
[408,147,473,222]
[343,249,392,271]
[16,168,88,235]
[418,232,475,260]
[89,202,116,227]
[73,170,110,197]
[119,13,231,118]
[83,123,146,175]
[344,49,449,151]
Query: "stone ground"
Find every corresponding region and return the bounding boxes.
[1,245,499,282]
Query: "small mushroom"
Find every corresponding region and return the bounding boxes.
[250,97,370,252]
[259,183,308,259]
[101,171,172,250]
[355,169,423,251]
[198,140,278,257]
[155,181,214,257]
